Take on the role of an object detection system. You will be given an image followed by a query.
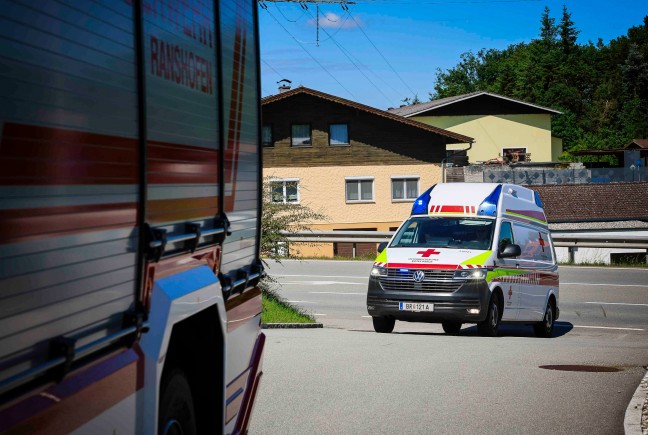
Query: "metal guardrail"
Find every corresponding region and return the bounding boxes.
[282,230,648,249]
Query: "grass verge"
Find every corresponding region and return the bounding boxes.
[261,281,316,324]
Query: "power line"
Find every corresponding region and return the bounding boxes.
[262,6,358,99]
[262,58,285,78]
[333,36,404,101]
[339,0,542,3]
[263,2,353,45]
[345,11,417,98]
[259,0,539,3]
[273,2,307,22]
[302,7,395,105]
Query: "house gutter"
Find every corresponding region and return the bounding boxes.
[442,141,474,183]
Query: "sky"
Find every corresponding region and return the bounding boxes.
[258,0,648,110]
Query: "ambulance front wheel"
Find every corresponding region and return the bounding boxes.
[477,293,501,337]
[372,316,395,333]
[442,321,462,334]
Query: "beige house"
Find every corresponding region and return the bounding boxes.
[389,91,562,164]
[262,87,473,257]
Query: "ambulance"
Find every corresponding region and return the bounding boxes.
[367,183,559,337]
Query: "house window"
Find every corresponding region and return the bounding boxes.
[291,124,311,146]
[345,177,373,202]
[329,123,349,146]
[270,179,299,203]
[262,125,273,147]
[391,176,419,201]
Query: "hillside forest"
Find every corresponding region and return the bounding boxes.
[424,6,648,161]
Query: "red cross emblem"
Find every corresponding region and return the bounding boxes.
[417,249,441,257]
[508,286,513,300]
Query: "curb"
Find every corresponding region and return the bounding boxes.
[261,323,324,329]
[625,367,648,435]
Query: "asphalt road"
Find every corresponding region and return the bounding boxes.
[250,260,648,434]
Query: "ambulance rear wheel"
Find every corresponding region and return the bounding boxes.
[372,316,395,333]
[159,369,197,435]
[477,294,500,337]
[534,300,555,338]
[442,321,462,334]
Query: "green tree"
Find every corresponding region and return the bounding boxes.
[622,43,648,99]
[428,10,648,156]
[559,5,579,55]
[539,6,557,44]
[432,51,482,98]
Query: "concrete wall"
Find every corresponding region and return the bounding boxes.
[413,113,554,163]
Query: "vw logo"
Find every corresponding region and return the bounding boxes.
[412,270,425,282]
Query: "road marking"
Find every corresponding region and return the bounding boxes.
[585,302,648,307]
[361,315,372,318]
[572,325,644,331]
[560,265,648,271]
[282,281,365,286]
[562,282,648,288]
[286,300,315,304]
[310,291,366,295]
[314,313,328,316]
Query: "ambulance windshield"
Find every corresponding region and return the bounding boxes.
[391,217,494,250]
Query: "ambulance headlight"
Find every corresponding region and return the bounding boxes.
[370,266,387,277]
[453,269,487,280]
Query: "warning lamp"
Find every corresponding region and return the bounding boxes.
[477,184,502,217]
[411,185,436,215]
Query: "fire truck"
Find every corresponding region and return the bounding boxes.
[0,0,264,433]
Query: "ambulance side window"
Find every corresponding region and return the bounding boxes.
[498,222,514,254]
[512,226,553,263]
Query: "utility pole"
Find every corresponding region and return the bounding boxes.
[258,0,355,47]
[259,0,354,3]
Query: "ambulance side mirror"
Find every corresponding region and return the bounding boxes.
[377,242,388,253]
[499,243,521,258]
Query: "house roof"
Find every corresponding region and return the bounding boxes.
[625,139,648,149]
[261,86,474,144]
[387,91,562,117]
[531,182,648,223]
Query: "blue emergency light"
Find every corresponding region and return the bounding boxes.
[476,184,502,217]
[411,185,436,215]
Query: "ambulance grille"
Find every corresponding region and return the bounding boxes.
[380,269,460,292]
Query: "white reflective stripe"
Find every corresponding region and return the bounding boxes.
[0,227,135,257]
[0,185,138,209]
[147,184,219,200]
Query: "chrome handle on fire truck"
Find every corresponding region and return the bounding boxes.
[0,321,150,396]
[145,216,231,262]
[219,261,264,300]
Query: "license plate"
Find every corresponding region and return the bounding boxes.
[399,302,434,312]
